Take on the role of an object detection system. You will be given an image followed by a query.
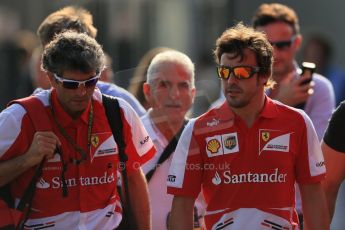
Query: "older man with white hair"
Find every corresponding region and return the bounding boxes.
[140,50,205,229]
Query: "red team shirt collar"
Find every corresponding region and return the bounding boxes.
[50,89,92,126]
[218,96,277,121]
[260,96,278,119]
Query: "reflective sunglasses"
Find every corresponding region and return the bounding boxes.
[53,73,100,89]
[269,35,297,50]
[216,65,260,80]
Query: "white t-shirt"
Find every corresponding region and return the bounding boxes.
[141,112,205,230]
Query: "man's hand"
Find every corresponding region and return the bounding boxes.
[0,131,60,186]
[275,72,314,106]
[25,131,61,167]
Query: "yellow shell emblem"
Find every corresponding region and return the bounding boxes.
[207,139,221,154]
[91,135,99,147]
[262,131,270,142]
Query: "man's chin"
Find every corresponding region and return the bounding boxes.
[164,111,186,122]
[226,98,247,109]
[70,103,88,115]
[71,100,88,108]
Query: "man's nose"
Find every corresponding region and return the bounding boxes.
[75,84,87,96]
[169,85,180,98]
[226,73,239,83]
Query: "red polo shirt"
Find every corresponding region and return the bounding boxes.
[167,96,325,229]
[0,89,155,228]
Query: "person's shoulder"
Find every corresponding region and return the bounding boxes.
[326,101,345,127]
[97,81,146,116]
[140,112,150,124]
[96,89,128,108]
[139,112,158,140]
[1,102,27,122]
[1,92,50,133]
[323,101,345,151]
[97,81,116,93]
[312,73,333,88]
[97,81,133,98]
[333,101,345,115]
[95,85,135,109]
[272,99,309,121]
[6,90,50,113]
[310,73,335,102]
[33,89,51,105]
[191,101,232,133]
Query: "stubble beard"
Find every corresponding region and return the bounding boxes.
[226,95,250,109]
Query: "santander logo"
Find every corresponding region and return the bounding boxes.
[212,171,222,185]
[212,168,287,185]
[36,172,115,189]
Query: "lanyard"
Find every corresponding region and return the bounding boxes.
[49,93,94,165]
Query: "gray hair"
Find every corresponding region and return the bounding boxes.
[146,50,195,88]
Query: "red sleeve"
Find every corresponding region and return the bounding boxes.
[295,112,326,184]
[118,101,155,174]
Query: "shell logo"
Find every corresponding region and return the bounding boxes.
[207,139,221,154]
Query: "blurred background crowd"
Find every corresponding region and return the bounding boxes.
[0,0,344,228]
[2,0,345,112]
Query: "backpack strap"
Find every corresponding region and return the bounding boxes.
[145,119,188,182]
[102,94,136,230]
[101,95,128,163]
[7,96,51,229]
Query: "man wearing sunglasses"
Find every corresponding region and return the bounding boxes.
[0,31,155,229]
[252,4,335,228]
[33,6,146,117]
[252,3,335,141]
[168,23,328,230]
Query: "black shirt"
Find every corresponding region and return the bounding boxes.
[323,101,345,152]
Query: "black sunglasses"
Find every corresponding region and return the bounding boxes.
[53,73,100,89]
[270,35,297,50]
[216,65,261,80]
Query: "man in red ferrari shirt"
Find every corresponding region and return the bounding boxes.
[167,23,328,230]
[0,31,155,229]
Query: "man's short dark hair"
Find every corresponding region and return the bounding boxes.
[42,31,105,75]
[214,22,273,77]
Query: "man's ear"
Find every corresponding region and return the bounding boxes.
[259,74,270,86]
[143,83,151,103]
[294,34,303,51]
[46,72,57,87]
[191,87,196,103]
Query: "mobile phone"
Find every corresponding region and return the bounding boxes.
[300,62,316,85]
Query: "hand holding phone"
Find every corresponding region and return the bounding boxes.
[300,62,316,85]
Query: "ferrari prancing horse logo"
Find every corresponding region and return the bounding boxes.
[262,131,270,142]
[91,135,99,147]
